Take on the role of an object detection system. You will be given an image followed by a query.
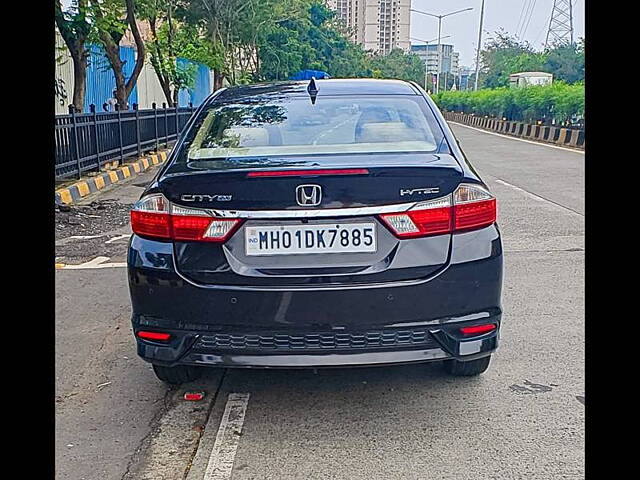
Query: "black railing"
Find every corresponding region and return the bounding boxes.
[55,102,196,180]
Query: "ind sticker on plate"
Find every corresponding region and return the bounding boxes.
[245,223,377,256]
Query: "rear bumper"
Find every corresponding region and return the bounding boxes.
[127,225,503,368]
[138,327,499,369]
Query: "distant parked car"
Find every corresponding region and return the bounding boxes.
[127,79,504,384]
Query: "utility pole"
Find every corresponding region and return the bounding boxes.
[545,0,574,47]
[436,18,442,93]
[474,0,485,91]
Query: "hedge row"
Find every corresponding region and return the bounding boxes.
[433,82,585,124]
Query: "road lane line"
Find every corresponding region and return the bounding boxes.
[204,393,250,480]
[58,256,127,269]
[449,121,585,154]
[105,233,132,244]
[69,235,104,240]
[494,178,584,216]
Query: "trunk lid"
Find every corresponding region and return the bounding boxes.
[158,153,463,286]
[160,153,461,210]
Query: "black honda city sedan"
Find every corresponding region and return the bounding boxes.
[127,79,503,384]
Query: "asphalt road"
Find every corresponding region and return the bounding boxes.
[55,124,585,480]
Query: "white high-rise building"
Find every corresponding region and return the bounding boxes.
[410,43,460,77]
[327,0,411,54]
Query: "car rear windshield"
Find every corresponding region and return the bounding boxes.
[176,95,448,170]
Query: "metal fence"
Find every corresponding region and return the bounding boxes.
[55,103,196,180]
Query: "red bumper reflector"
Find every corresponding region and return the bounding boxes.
[247,168,369,178]
[460,324,496,336]
[136,331,171,341]
[184,391,205,401]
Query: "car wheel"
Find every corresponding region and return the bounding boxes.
[444,355,491,376]
[152,364,202,385]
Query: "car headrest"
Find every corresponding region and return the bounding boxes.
[356,122,422,143]
[222,127,270,147]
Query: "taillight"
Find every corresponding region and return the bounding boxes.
[130,195,171,239]
[130,194,242,243]
[378,184,496,239]
[379,197,452,239]
[453,184,497,232]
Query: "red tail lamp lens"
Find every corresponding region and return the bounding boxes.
[378,184,497,239]
[454,198,497,232]
[460,324,496,336]
[131,211,171,239]
[130,195,242,243]
[137,331,171,341]
[378,197,452,238]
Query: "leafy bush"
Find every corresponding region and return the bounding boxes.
[433,82,584,124]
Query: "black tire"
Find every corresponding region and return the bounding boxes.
[152,364,202,385]
[444,355,491,376]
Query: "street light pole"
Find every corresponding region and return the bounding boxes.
[411,7,473,95]
[474,0,486,91]
[436,17,442,94]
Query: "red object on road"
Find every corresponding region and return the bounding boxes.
[184,391,205,401]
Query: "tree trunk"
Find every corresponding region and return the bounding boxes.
[123,0,146,103]
[96,0,145,111]
[148,17,174,106]
[69,49,88,112]
[101,37,129,109]
[55,0,89,112]
[214,70,224,91]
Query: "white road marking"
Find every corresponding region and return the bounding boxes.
[204,393,250,480]
[105,233,132,244]
[448,121,585,154]
[59,256,127,269]
[69,235,103,240]
[494,178,584,216]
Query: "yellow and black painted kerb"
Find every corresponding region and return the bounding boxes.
[55,150,169,205]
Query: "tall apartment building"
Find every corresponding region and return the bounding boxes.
[327,0,411,54]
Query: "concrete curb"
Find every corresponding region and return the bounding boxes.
[443,111,585,150]
[55,150,168,205]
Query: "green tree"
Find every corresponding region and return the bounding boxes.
[55,0,93,111]
[257,1,369,81]
[543,39,585,84]
[143,1,214,105]
[368,48,424,85]
[478,30,585,89]
[180,0,286,88]
[92,0,146,110]
[480,30,542,88]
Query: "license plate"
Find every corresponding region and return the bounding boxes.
[245,223,377,256]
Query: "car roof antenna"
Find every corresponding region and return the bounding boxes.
[307,77,319,105]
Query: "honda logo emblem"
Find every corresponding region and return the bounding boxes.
[296,184,322,206]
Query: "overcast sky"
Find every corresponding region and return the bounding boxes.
[410,0,585,67]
